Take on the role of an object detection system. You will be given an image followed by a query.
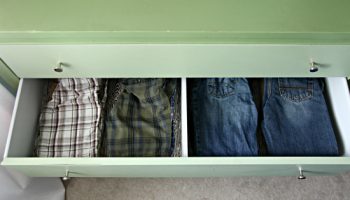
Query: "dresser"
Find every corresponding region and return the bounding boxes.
[1,0,350,179]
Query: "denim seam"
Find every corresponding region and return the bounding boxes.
[278,78,313,102]
[262,78,272,110]
[207,78,238,98]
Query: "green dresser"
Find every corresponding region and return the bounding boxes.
[1,0,350,179]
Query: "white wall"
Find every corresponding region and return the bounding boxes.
[0,84,65,200]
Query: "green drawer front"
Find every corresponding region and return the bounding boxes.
[2,157,350,177]
[1,45,350,78]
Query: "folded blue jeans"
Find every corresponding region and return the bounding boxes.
[191,78,258,156]
[262,78,339,156]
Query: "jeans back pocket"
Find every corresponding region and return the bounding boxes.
[207,78,238,98]
[278,78,313,102]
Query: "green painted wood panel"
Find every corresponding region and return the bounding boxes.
[0,0,350,44]
[1,44,350,78]
[0,59,19,94]
[2,157,350,177]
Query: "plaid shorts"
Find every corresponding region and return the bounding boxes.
[35,78,103,157]
[104,79,174,157]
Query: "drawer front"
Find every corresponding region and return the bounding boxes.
[2,77,350,178]
[1,45,350,78]
[3,157,350,178]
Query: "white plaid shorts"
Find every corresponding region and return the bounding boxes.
[35,78,103,157]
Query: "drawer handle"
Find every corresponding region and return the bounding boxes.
[62,169,70,181]
[309,60,319,73]
[54,62,63,73]
[298,166,306,180]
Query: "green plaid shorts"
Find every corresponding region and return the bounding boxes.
[104,79,174,156]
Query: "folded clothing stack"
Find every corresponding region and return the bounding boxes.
[35,78,180,157]
[35,78,103,157]
[189,78,339,156]
[103,78,177,157]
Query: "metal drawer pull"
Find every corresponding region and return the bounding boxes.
[298,166,306,180]
[62,169,70,181]
[54,62,63,73]
[309,60,319,73]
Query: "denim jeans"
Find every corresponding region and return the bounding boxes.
[262,78,339,156]
[190,78,258,156]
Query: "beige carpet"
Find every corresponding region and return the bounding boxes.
[66,172,350,200]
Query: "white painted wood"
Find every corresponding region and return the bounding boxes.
[4,79,23,158]
[3,79,19,158]
[181,78,188,157]
[6,79,45,157]
[1,44,350,78]
[325,78,350,156]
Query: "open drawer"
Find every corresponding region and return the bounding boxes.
[2,78,350,178]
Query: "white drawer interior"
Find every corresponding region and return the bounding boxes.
[325,78,350,156]
[4,77,350,158]
[4,78,189,158]
[5,79,45,157]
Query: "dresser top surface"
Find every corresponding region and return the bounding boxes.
[1,0,350,44]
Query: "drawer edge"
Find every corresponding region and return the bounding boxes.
[3,158,350,177]
[2,157,350,166]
